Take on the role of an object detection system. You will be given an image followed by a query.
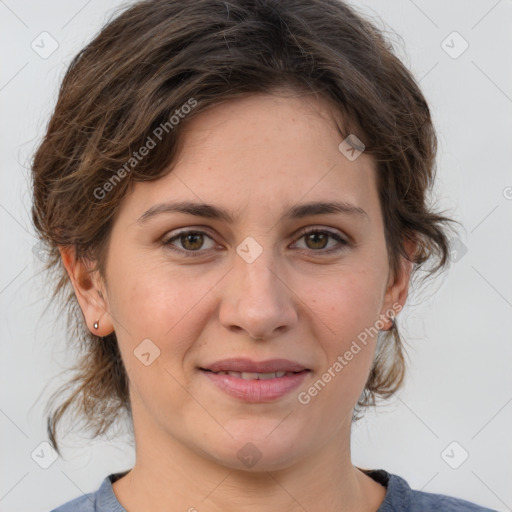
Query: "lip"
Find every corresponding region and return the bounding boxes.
[201,358,308,373]
[199,358,311,403]
[201,368,310,402]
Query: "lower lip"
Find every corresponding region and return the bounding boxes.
[200,369,310,402]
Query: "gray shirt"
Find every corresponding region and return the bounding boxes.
[49,469,498,511]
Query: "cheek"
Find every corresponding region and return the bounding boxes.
[108,255,202,333]
[302,269,384,396]
[106,267,207,418]
[307,266,385,345]
[106,260,217,376]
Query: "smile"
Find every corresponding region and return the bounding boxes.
[205,370,300,379]
[199,367,311,402]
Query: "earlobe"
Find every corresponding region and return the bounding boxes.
[380,240,416,330]
[58,246,114,337]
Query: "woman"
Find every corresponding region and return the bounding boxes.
[31,0,496,510]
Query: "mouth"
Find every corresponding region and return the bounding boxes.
[200,357,310,374]
[198,358,311,402]
[200,369,308,380]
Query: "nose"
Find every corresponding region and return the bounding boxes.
[218,250,298,341]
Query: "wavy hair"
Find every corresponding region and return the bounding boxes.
[30,0,458,453]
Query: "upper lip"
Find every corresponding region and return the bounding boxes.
[201,358,309,373]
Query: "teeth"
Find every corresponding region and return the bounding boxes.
[256,372,276,380]
[216,371,296,380]
[241,372,260,379]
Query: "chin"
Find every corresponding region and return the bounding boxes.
[200,425,307,472]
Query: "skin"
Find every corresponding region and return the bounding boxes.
[61,89,413,511]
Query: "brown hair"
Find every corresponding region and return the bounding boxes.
[31,0,458,454]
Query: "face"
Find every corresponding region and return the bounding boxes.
[69,91,410,472]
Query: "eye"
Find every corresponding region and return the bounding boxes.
[162,227,349,258]
[292,228,349,254]
[162,229,217,256]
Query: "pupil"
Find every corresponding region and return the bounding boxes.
[183,233,202,250]
[307,233,327,249]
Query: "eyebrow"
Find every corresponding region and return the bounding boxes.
[136,200,368,224]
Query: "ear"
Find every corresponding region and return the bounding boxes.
[59,246,114,337]
[379,238,416,329]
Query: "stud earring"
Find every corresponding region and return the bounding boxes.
[93,321,99,330]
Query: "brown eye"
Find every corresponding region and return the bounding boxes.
[293,228,349,254]
[179,232,204,251]
[163,230,216,256]
[304,231,329,250]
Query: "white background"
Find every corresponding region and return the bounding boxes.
[0,0,511,510]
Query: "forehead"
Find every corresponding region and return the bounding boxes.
[121,92,381,225]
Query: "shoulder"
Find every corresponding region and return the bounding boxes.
[363,469,498,512]
[50,493,97,512]
[48,473,127,512]
[407,481,498,512]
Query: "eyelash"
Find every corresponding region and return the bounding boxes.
[161,227,349,258]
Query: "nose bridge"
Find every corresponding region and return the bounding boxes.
[237,245,279,299]
[219,239,296,338]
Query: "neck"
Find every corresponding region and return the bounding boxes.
[112,416,386,512]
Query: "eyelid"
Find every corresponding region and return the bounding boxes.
[161,227,218,253]
[293,225,347,242]
[290,226,349,253]
[162,225,350,257]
